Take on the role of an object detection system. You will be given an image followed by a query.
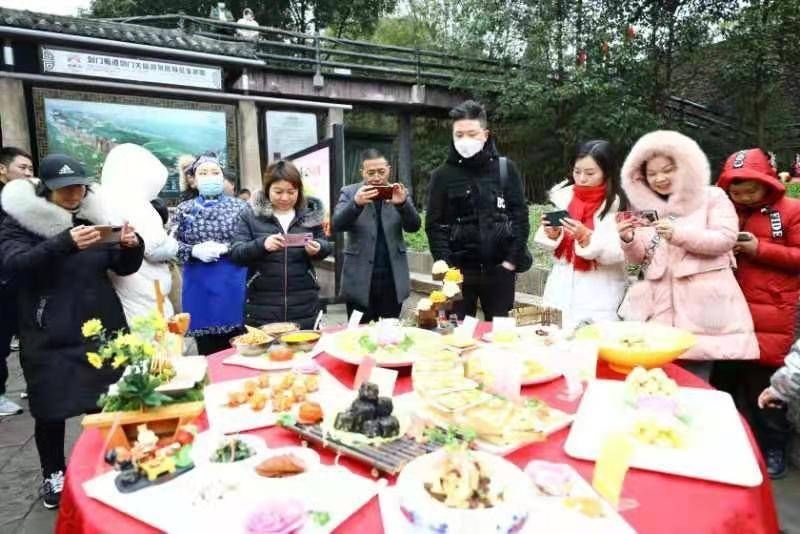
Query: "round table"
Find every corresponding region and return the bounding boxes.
[56,325,780,534]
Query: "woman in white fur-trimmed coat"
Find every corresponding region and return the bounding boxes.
[100,144,178,322]
[535,140,629,330]
[617,130,758,362]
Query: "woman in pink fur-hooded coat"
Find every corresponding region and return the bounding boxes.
[618,130,758,361]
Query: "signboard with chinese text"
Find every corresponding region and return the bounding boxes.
[40,46,223,90]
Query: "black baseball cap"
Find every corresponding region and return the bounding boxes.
[39,154,93,189]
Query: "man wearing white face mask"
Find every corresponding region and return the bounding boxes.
[425,100,531,320]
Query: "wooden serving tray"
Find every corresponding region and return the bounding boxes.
[82,401,205,450]
[280,421,444,475]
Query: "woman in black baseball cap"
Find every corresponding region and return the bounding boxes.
[0,154,144,509]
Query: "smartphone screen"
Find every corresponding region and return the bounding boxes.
[737,232,753,242]
[285,232,313,247]
[543,210,569,227]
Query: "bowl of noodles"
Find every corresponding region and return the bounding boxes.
[575,321,696,374]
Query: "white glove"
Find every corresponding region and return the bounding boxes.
[191,241,224,263]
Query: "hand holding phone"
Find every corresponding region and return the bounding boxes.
[371,185,394,200]
[93,225,124,244]
[737,232,754,242]
[543,209,570,227]
[285,232,313,247]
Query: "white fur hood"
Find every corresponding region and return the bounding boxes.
[1,178,107,238]
[621,130,710,217]
[101,144,167,201]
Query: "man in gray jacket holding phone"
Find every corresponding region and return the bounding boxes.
[333,149,421,323]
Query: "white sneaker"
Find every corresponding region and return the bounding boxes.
[9,336,19,351]
[0,395,23,415]
[41,470,64,509]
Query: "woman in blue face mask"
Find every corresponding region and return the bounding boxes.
[173,153,250,355]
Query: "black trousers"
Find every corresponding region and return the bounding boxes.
[710,360,793,452]
[34,419,66,478]
[454,265,516,321]
[0,292,17,396]
[346,269,402,324]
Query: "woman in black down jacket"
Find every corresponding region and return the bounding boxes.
[0,155,144,508]
[230,160,331,329]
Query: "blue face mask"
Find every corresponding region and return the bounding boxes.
[197,175,224,197]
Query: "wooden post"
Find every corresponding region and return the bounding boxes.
[398,112,413,195]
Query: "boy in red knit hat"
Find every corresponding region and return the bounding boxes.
[714,148,800,479]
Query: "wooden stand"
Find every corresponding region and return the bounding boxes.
[510,304,562,328]
[81,402,204,450]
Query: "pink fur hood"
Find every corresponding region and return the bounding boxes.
[621,130,711,217]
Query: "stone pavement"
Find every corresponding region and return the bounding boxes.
[2,305,800,533]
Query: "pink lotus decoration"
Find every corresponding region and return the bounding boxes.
[245,498,307,534]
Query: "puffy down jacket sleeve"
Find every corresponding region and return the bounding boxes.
[752,210,800,273]
[108,237,145,276]
[669,188,738,257]
[424,170,453,263]
[771,341,800,404]
[229,210,267,264]
[503,160,530,267]
[0,223,75,273]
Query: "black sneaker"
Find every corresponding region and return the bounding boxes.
[766,449,788,480]
[41,470,64,509]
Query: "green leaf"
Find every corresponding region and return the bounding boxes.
[277,413,296,426]
[310,511,331,527]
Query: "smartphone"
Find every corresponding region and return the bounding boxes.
[371,185,394,200]
[543,209,570,227]
[616,211,658,227]
[285,232,313,247]
[737,232,753,242]
[94,225,123,244]
[637,210,659,225]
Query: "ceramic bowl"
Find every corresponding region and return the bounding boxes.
[395,450,530,534]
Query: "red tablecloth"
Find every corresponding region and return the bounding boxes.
[57,325,780,534]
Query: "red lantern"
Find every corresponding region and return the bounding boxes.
[577,49,588,65]
[626,26,637,39]
[601,41,610,56]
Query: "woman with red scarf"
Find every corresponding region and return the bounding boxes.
[535,140,630,329]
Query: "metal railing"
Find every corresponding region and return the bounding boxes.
[96,14,515,86]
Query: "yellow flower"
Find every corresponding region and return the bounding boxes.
[142,343,155,357]
[444,268,463,283]
[87,352,103,369]
[429,290,446,304]
[81,319,103,338]
[111,355,128,369]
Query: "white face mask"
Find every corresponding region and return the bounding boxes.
[454,138,485,159]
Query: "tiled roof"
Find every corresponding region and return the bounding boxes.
[0,7,259,59]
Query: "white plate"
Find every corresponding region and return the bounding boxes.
[413,393,573,456]
[84,463,378,533]
[223,341,324,372]
[325,327,444,368]
[155,356,208,393]
[203,369,349,434]
[564,380,763,487]
[465,346,562,387]
[190,431,268,467]
[524,461,635,534]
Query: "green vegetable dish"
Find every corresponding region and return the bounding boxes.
[211,438,255,463]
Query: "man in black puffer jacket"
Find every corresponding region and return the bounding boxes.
[425,100,531,320]
[230,161,332,329]
[0,147,34,416]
